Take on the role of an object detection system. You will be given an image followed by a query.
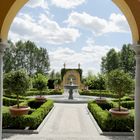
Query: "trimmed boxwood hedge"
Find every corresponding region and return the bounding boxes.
[28,100,45,109]
[79,90,118,98]
[96,100,117,110]
[112,96,133,102]
[3,97,25,106]
[3,99,54,129]
[26,89,63,96]
[121,101,134,109]
[88,101,134,132]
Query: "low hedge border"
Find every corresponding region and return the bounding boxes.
[3,99,54,129]
[26,90,63,96]
[79,90,118,98]
[112,96,133,102]
[121,101,134,109]
[88,101,134,132]
[3,97,25,106]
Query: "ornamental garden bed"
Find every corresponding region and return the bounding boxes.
[88,100,134,133]
[3,98,54,132]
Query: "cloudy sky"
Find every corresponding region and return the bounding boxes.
[9,0,132,75]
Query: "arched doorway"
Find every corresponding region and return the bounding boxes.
[0,1,140,140]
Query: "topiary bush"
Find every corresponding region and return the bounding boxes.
[32,74,48,96]
[79,90,118,98]
[88,101,134,132]
[28,100,44,109]
[4,69,29,108]
[121,101,134,109]
[3,100,54,129]
[26,89,63,96]
[107,69,134,111]
[3,97,25,106]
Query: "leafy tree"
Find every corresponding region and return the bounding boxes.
[101,49,120,73]
[101,44,136,77]
[35,47,50,75]
[3,40,15,73]
[33,74,48,96]
[49,70,55,80]
[48,70,62,89]
[120,44,135,78]
[101,56,106,74]
[83,72,106,90]
[107,69,134,111]
[4,40,50,75]
[4,69,29,108]
[97,74,106,98]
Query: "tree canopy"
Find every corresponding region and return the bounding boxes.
[4,40,50,75]
[101,44,135,78]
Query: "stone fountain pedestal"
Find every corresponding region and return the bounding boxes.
[64,84,78,100]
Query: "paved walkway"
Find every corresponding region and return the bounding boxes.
[3,103,134,140]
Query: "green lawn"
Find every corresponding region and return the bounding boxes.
[3,106,9,113]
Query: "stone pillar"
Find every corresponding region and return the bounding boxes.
[0,41,7,140]
[132,43,140,140]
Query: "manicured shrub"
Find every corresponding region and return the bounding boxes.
[26,89,63,96]
[79,90,118,98]
[3,100,54,129]
[32,74,48,96]
[121,101,134,109]
[3,97,24,106]
[88,101,134,132]
[107,69,134,111]
[28,100,44,109]
[96,101,114,110]
[4,69,29,108]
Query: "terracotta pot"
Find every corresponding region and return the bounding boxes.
[9,106,30,117]
[109,107,129,117]
[35,96,46,103]
[95,97,106,104]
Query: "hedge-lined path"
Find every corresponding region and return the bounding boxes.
[3,103,134,140]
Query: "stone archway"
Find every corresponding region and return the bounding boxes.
[0,1,140,140]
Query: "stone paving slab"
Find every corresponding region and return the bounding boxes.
[3,103,134,140]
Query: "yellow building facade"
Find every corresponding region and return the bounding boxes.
[62,69,81,88]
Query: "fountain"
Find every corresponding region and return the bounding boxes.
[64,78,78,100]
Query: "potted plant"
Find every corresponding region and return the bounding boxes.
[4,69,30,116]
[107,69,134,117]
[33,73,48,102]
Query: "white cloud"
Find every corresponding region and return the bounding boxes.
[27,0,48,9]
[65,12,130,35]
[49,38,120,75]
[51,0,86,9]
[9,13,80,45]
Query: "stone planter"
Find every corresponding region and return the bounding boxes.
[109,107,129,117]
[95,97,106,104]
[9,106,30,116]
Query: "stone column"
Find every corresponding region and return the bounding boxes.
[0,41,7,140]
[132,43,140,140]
